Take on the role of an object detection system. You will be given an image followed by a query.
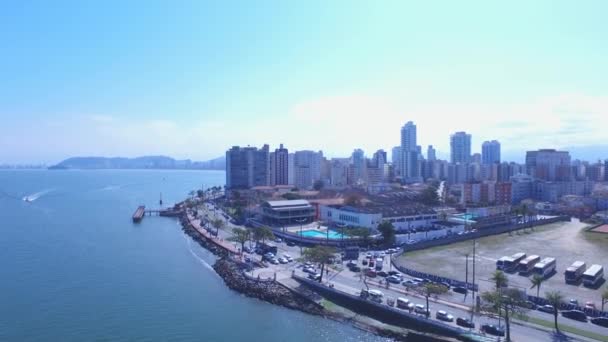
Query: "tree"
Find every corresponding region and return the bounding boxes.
[491,270,509,290]
[417,185,440,206]
[211,219,224,235]
[418,283,448,318]
[313,180,325,191]
[345,227,373,246]
[253,226,275,245]
[602,287,608,311]
[545,291,564,332]
[481,288,529,342]
[530,274,545,298]
[344,194,362,206]
[377,221,396,247]
[301,246,336,283]
[228,227,250,252]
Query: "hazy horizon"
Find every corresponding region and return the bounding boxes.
[2,1,607,164]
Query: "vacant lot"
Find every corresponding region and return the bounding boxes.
[396,219,608,306]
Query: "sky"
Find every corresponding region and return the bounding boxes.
[1,0,607,164]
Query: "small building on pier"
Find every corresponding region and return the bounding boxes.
[261,200,315,226]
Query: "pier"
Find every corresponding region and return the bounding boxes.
[132,206,183,223]
[132,206,145,222]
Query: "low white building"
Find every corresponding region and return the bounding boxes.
[320,204,438,230]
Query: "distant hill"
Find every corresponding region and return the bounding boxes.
[49,155,225,170]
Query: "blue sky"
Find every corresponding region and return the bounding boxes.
[1,1,607,163]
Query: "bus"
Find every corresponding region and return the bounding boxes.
[533,257,556,278]
[496,256,509,270]
[582,264,604,287]
[564,261,586,284]
[503,252,527,272]
[518,255,540,275]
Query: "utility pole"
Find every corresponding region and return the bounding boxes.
[471,238,477,321]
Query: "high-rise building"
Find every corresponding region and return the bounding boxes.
[330,158,349,188]
[427,145,436,161]
[450,131,472,164]
[391,146,402,177]
[587,161,606,182]
[372,149,387,168]
[605,160,608,181]
[351,149,367,185]
[225,144,270,189]
[294,150,323,189]
[288,153,295,185]
[525,149,571,181]
[471,153,481,164]
[400,121,419,181]
[482,140,501,165]
[273,144,289,185]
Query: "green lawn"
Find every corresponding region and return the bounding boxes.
[515,314,608,342]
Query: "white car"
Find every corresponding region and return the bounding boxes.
[278,257,288,264]
[415,304,429,315]
[283,254,293,262]
[436,310,454,322]
[270,258,279,265]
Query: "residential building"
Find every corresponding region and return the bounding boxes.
[274,144,289,185]
[450,131,472,164]
[225,145,270,189]
[400,121,420,181]
[288,153,295,185]
[472,153,481,164]
[427,145,436,161]
[482,140,501,165]
[525,149,571,181]
[511,173,534,204]
[294,150,323,190]
[391,146,402,177]
[586,161,605,182]
[329,158,349,188]
[351,149,367,185]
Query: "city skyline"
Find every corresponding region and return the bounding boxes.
[2,1,608,164]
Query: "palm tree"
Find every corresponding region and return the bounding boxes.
[545,291,563,332]
[253,226,275,245]
[602,287,608,311]
[530,274,545,298]
[228,227,250,252]
[301,246,336,283]
[491,270,508,290]
[419,283,448,318]
[211,219,224,236]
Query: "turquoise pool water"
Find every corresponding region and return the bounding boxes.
[454,213,476,220]
[299,229,345,239]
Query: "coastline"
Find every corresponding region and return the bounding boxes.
[176,207,461,342]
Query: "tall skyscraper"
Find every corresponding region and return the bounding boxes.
[372,149,387,168]
[273,144,289,185]
[225,144,270,189]
[427,145,436,161]
[450,131,472,164]
[525,149,571,181]
[400,121,419,181]
[294,150,323,189]
[391,146,402,176]
[351,149,367,185]
[482,140,501,165]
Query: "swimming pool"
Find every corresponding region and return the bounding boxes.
[299,229,345,239]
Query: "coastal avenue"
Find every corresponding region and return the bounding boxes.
[198,201,605,342]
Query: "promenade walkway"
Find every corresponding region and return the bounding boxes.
[186,213,239,254]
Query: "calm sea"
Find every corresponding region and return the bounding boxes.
[0,170,386,341]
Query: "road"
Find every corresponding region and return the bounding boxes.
[199,201,606,341]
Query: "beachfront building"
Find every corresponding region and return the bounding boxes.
[261,200,315,226]
[320,204,438,230]
[226,145,270,189]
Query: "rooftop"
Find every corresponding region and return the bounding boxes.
[264,199,312,209]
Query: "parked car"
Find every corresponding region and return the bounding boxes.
[456,317,475,329]
[377,271,389,277]
[568,299,579,306]
[286,241,296,247]
[303,267,315,274]
[350,266,361,272]
[274,238,283,243]
[270,258,279,265]
[278,257,288,264]
[402,279,419,287]
[481,324,505,337]
[521,301,537,310]
[362,259,368,266]
[387,275,401,284]
[436,310,454,322]
[243,246,254,253]
[585,302,597,310]
[283,254,293,262]
[414,304,430,316]
[591,317,608,328]
[308,273,321,281]
[538,305,556,314]
[347,261,357,268]
[366,269,377,278]
[387,271,400,276]
[561,310,587,322]
[453,287,468,294]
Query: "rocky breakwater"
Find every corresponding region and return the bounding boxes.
[213,258,324,316]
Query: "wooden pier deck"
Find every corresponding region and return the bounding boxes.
[132,205,145,223]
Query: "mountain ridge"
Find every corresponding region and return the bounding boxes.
[49,155,225,170]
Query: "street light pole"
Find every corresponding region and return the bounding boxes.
[471,238,477,321]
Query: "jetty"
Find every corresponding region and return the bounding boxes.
[132,206,182,223]
[132,206,145,222]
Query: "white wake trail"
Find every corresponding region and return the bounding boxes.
[23,189,54,202]
[183,234,217,275]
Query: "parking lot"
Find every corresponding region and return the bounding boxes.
[396,218,608,307]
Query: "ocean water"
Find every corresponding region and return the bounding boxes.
[0,170,387,342]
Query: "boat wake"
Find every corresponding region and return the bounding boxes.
[22,189,54,202]
[183,235,217,274]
